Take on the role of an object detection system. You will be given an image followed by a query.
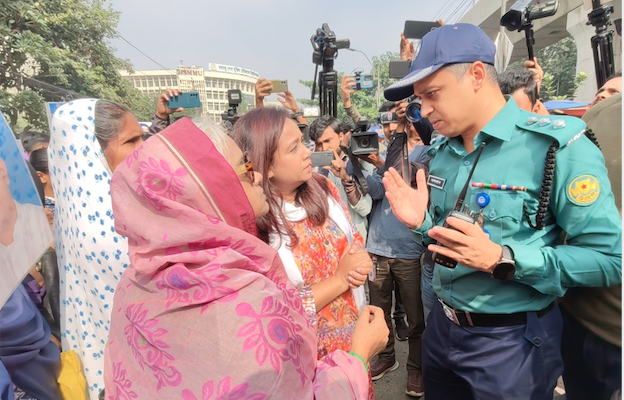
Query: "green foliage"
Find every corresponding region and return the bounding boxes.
[507,36,580,99]
[0,0,153,133]
[298,51,401,122]
[541,71,588,101]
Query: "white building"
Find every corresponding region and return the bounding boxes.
[120,64,259,121]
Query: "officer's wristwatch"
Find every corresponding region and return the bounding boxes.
[491,245,516,280]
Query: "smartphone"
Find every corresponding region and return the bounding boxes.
[310,151,334,168]
[270,79,289,93]
[349,74,374,90]
[389,60,412,79]
[167,92,201,109]
[403,20,441,39]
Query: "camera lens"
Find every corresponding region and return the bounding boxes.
[359,137,370,148]
[406,101,423,123]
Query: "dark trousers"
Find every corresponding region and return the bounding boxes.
[393,280,406,321]
[561,306,622,400]
[423,300,563,400]
[368,256,424,370]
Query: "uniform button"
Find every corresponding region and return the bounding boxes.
[463,160,471,166]
[489,210,497,218]
[538,117,551,127]
[443,285,450,290]
[533,337,542,346]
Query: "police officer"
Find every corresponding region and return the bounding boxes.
[382,23,622,400]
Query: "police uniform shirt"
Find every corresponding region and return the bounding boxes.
[413,97,622,314]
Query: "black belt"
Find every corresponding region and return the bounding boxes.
[439,300,556,327]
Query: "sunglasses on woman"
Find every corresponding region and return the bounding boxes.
[233,153,255,183]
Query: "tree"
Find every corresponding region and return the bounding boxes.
[507,36,580,99]
[297,51,401,122]
[0,0,154,133]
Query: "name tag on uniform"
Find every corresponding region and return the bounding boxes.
[427,175,446,190]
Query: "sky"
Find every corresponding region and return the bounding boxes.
[108,0,472,102]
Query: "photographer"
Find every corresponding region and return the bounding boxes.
[309,116,373,241]
[363,100,430,398]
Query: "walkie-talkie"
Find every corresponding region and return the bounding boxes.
[433,142,486,269]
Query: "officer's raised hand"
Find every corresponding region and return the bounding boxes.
[428,217,503,273]
[383,167,429,229]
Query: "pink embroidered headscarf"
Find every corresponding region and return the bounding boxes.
[104,119,369,399]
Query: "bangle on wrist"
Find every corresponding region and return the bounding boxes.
[348,351,369,373]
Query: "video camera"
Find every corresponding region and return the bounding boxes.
[310,23,350,117]
[349,118,379,156]
[311,23,350,65]
[221,89,242,131]
[500,0,559,60]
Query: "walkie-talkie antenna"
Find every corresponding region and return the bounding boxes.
[453,142,486,212]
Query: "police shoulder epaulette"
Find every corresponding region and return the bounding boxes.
[427,135,448,157]
[515,111,587,148]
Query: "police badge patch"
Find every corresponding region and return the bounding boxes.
[567,175,600,206]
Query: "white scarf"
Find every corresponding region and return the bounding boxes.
[269,196,367,312]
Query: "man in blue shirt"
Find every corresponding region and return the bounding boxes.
[363,103,432,397]
[383,23,621,400]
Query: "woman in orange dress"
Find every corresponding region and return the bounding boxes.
[233,108,376,399]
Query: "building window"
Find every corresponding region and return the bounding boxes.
[173,78,178,86]
[218,80,223,88]
[160,78,166,87]
[206,93,212,99]
[224,80,230,89]
[206,80,211,88]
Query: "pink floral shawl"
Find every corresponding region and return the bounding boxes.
[103,119,369,399]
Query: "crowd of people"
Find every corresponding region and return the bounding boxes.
[0,21,622,400]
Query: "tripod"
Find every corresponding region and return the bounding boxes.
[588,0,615,88]
[311,50,339,118]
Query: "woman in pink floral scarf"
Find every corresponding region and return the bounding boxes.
[103,118,388,399]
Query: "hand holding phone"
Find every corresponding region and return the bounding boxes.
[167,92,201,109]
[403,20,441,39]
[270,80,289,93]
[310,151,334,167]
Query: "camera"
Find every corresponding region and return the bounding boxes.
[349,118,379,156]
[500,0,559,60]
[379,111,398,125]
[500,0,559,31]
[311,23,350,65]
[349,70,374,91]
[221,89,242,130]
[405,96,423,123]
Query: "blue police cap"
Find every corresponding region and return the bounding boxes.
[384,23,496,101]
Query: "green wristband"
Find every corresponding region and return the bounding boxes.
[348,351,369,373]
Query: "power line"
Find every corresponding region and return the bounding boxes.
[0,65,88,100]
[114,31,177,75]
[448,0,473,23]
[439,0,465,23]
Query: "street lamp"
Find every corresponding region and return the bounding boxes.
[346,48,381,109]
